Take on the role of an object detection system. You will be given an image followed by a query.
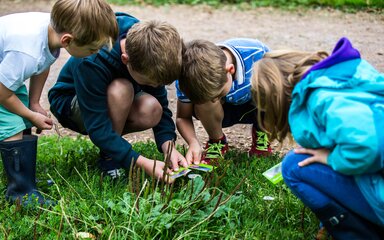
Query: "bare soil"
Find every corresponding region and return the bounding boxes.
[1,0,383,154]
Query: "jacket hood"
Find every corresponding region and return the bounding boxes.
[115,12,139,36]
[97,13,139,72]
[292,37,384,107]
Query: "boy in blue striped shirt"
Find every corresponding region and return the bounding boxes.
[176,38,272,163]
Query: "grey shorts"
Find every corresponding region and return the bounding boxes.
[68,95,87,134]
[68,91,148,134]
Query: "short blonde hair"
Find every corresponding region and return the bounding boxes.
[179,39,227,104]
[51,0,118,49]
[251,50,328,142]
[125,20,183,86]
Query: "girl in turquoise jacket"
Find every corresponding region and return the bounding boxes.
[251,37,384,239]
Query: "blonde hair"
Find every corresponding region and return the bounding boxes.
[51,0,118,49]
[125,20,183,86]
[179,39,227,104]
[251,50,328,142]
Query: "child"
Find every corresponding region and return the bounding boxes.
[176,38,271,164]
[0,0,117,205]
[49,13,187,183]
[251,37,384,239]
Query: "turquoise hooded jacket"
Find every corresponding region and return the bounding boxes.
[289,38,384,223]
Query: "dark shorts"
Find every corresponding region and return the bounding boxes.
[51,91,147,135]
[222,100,260,128]
[193,100,262,129]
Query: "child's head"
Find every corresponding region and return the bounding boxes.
[124,20,183,86]
[250,50,328,142]
[179,39,234,104]
[51,0,118,56]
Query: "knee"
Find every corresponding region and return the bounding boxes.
[140,97,162,126]
[282,150,310,187]
[194,104,204,119]
[107,79,134,104]
[194,102,223,121]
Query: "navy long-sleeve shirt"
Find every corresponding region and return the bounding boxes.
[48,13,177,168]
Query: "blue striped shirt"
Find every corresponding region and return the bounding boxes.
[176,38,269,105]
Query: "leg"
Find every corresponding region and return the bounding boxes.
[248,125,272,156]
[0,135,53,206]
[0,86,52,206]
[107,78,162,135]
[3,132,23,141]
[107,78,135,135]
[195,100,224,140]
[61,78,136,178]
[282,151,383,239]
[195,101,228,163]
[220,101,272,157]
[100,79,162,178]
[121,92,162,134]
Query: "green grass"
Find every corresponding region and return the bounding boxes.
[107,0,383,10]
[0,136,319,239]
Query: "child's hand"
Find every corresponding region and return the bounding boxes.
[161,141,188,172]
[30,102,48,117]
[137,156,174,184]
[167,148,188,172]
[186,141,202,165]
[30,103,49,133]
[30,111,53,130]
[295,148,329,167]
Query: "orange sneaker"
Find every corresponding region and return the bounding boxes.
[201,135,228,164]
[248,127,272,157]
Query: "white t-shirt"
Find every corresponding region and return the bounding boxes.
[0,12,60,91]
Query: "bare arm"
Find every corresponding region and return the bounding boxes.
[0,81,52,130]
[135,155,174,184]
[161,140,188,171]
[0,82,34,119]
[29,68,50,116]
[176,100,202,164]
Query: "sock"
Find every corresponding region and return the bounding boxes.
[208,134,227,144]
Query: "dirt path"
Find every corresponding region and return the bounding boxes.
[1,0,383,153]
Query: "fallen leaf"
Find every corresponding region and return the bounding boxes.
[76,232,96,239]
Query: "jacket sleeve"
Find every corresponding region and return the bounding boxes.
[73,59,140,168]
[314,92,381,175]
[143,85,176,152]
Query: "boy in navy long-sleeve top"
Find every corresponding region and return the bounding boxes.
[49,13,187,182]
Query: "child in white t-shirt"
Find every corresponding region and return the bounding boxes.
[0,0,118,206]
